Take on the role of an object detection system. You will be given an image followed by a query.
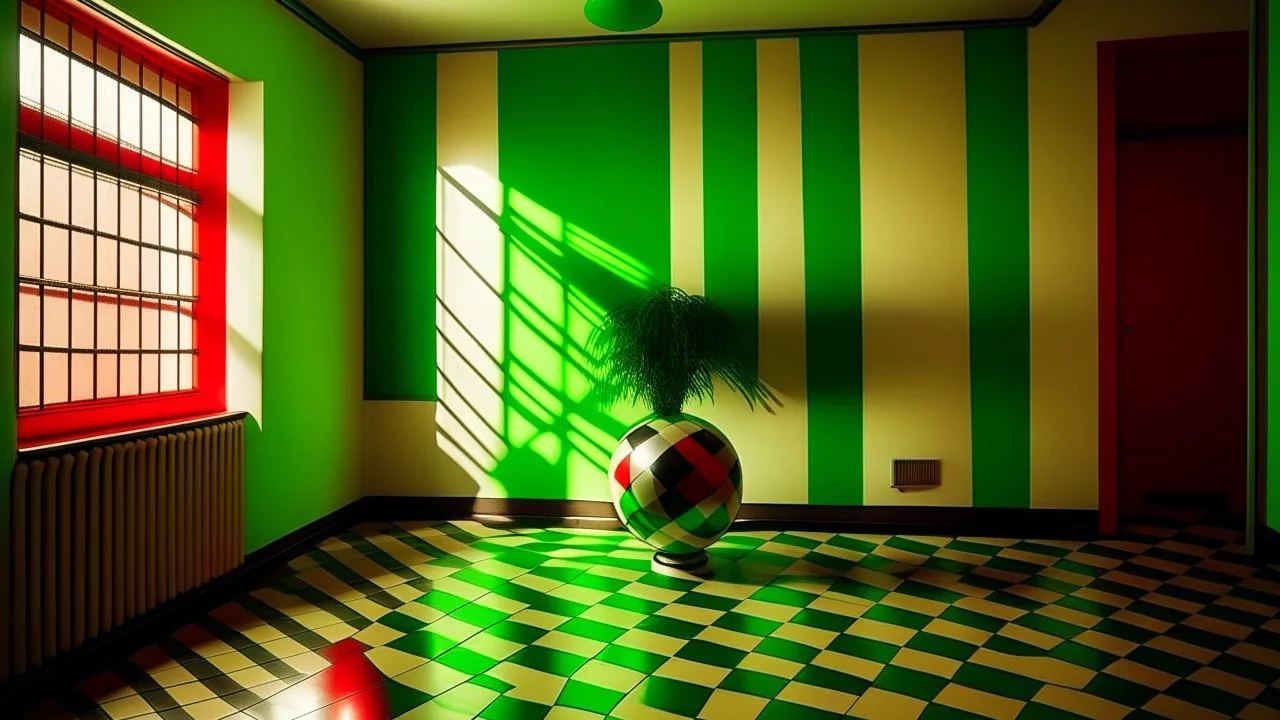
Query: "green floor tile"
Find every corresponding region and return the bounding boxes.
[557,678,626,715]
[595,644,668,675]
[558,616,627,644]
[794,664,873,696]
[387,630,460,660]
[873,665,948,702]
[791,608,856,633]
[469,674,516,694]
[1125,646,1201,678]
[755,636,821,664]
[828,633,901,664]
[675,639,748,669]
[452,601,511,629]
[630,676,713,717]
[939,606,1006,634]
[826,578,891,604]
[487,620,550,645]
[713,611,782,637]
[905,632,979,662]
[508,645,591,677]
[436,645,502,675]
[918,703,989,720]
[1047,640,1119,671]
[718,668,789,699]
[602,593,666,616]
[950,663,1042,702]
[1083,672,1161,708]
[1163,678,1249,717]
[757,699,842,719]
[862,604,932,631]
[421,591,471,613]
[675,591,741,612]
[750,585,819,608]
[635,615,705,641]
[1014,702,1090,719]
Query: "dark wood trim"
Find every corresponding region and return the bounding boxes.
[1260,523,1280,563]
[16,411,248,462]
[361,0,1063,56]
[1256,0,1270,553]
[272,0,361,58]
[0,497,364,701]
[362,496,1099,539]
[1118,124,1249,141]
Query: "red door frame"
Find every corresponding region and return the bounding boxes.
[1097,32,1252,536]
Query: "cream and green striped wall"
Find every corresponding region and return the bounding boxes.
[363,0,1250,508]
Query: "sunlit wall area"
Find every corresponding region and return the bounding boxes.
[363,0,1249,510]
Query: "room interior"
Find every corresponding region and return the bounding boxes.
[2,0,1280,718]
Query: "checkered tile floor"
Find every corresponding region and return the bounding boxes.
[21,518,1280,720]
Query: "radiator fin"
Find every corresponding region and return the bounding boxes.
[5,418,245,679]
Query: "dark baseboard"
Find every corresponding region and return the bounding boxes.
[2,498,366,703]
[1260,523,1280,563]
[362,495,1101,540]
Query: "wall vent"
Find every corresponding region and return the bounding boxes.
[892,459,941,491]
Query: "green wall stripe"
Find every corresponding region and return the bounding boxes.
[1,0,17,637]
[703,40,760,376]
[800,36,863,506]
[964,28,1032,508]
[364,54,438,401]
[497,44,671,499]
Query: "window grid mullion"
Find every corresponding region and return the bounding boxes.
[136,53,143,397]
[91,23,98,401]
[37,3,46,410]
[66,10,72,402]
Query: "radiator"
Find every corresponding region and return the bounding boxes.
[4,417,245,679]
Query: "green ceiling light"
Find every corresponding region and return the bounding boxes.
[584,0,663,32]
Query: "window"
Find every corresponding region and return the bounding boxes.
[16,0,227,446]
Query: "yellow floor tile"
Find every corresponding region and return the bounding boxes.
[148,665,197,688]
[812,649,885,682]
[611,693,692,720]
[1230,641,1280,669]
[933,683,1024,720]
[1183,613,1252,640]
[807,595,870,617]
[969,648,1094,689]
[1102,658,1177,690]
[656,602,723,626]
[621,583,685,604]
[996,623,1061,650]
[574,658,646,694]
[258,635,312,660]
[694,626,762,653]
[1143,693,1231,720]
[736,652,803,680]
[954,597,1024,622]
[696,689,768,720]
[1031,685,1132,720]
[847,619,916,646]
[922,618,992,647]
[615,628,688,657]
[366,645,428,677]
[549,583,613,606]
[166,681,216,706]
[1188,666,1265,699]
[226,665,277,689]
[1239,702,1280,720]
[545,708,607,720]
[1073,629,1138,657]
[1146,635,1219,665]
[489,662,569,705]
[732,599,800,624]
[534,630,607,659]
[182,697,237,720]
[776,681,858,714]
[100,694,153,720]
[881,592,947,618]
[847,688,927,720]
[314,623,357,643]
[510,608,571,630]
[654,657,731,687]
[892,647,961,679]
[393,661,472,698]
[770,622,837,649]
[1034,604,1100,629]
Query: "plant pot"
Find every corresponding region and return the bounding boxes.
[608,413,742,578]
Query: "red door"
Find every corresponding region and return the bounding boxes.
[1117,136,1248,517]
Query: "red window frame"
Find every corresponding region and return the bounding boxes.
[16,0,227,448]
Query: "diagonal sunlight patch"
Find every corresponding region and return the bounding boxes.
[436,165,657,501]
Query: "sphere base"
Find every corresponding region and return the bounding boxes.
[652,550,712,579]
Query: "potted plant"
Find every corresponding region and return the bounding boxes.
[587,286,771,577]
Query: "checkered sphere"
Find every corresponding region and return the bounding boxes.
[608,415,742,555]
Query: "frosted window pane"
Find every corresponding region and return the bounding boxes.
[97,353,117,399]
[96,176,118,235]
[70,57,94,129]
[160,353,177,392]
[71,292,94,347]
[179,353,192,390]
[140,94,160,157]
[119,353,138,395]
[18,285,40,346]
[161,106,177,163]
[44,226,68,282]
[18,220,41,278]
[97,295,118,349]
[178,255,193,296]
[178,115,192,169]
[119,240,138,290]
[119,183,139,239]
[19,351,40,408]
[179,302,192,348]
[71,166,94,229]
[160,199,177,248]
[140,353,158,394]
[71,231,93,285]
[96,236,118,288]
[178,87,191,113]
[43,159,69,224]
[140,191,159,246]
[43,46,69,120]
[19,36,40,106]
[119,84,140,149]
[160,303,179,350]
[44,352,68,405]
[71,353,93,401]
[120,303,139,349]
[19,152,40,217]
[140,247,159,293]
[161,251,178,295]
[141,306,158,349]
[96,68,119,141]
[44,292,68,348]
[178,205,192,251]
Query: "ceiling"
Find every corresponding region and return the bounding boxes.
[297,0,1052,51]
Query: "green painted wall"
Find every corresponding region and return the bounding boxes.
[494,43,672,499]
[964,28,1032,508]
[365,54,437,402]
[101,0,365,550]
[1,0,17,635]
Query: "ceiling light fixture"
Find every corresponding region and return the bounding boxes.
[584,0,663,33]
